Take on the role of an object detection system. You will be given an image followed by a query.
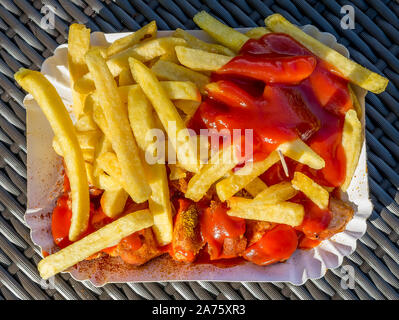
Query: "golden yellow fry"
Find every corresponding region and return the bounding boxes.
[75,112,98,131]
[254,181,297,203]
[106,21,157,57]
[98,173,120,190]
[265,14,388,94]
[82,149,95,163]
[118,81,201,104]
[118,68,135,86]
[277,138,325,170]
[341,109,362,192]
[173,28,235,56]
[67,24,91,117]
[76,130,100,151]
[74,73,95,94]
[174,100,201,117]
[101,188,129,218]
[175,46,232,71]
[96,152,123,181]
[245,27,271,39]
[186,144,240,202]
[244,177,268,197]
[348,84,362,119]
[85,49,151,202]
[38,209,154,279]
[85,162,95,186]
[193,11,249,52]
[168,163,187,180]
[128,86,173,245]
[291,171,329,209]
[227,199,304,227]
[216,151,280,202]
[68,24,90,82]
[151,60,210,94]
[129,57,199,173]
[92,102,109,137]
[107,37,187,77]
[15,69,89,241]
[93,135,113,177]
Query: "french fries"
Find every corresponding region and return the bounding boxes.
[85,49,151,203]
[291,171,329,209]
[277,138,325,170]
[68,24,91,117]
[98,173,120,190]
[175,46,232,71]
[174,100,201,118]
[38,209,154,279]
[216,151,280,202]
[15,69,90,242]
[168,164,187,180]
[193,11,249,52]
[265,14,388,94]
[106,21,157,57]
[173,28,235,56]
[118,81,201,104]
[254,181,297,203]
[101,188,129,218]
[129,57,200,173]
[227,199,304,227]
[128,86,173,245]
[151,60,210,93]
[118,68,135,86]
[245,27,270,39]
[341,109,362,191]
[186,144,240,202]
[244,177,268,197]
[107,37,187,77]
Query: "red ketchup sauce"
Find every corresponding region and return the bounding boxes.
[188,33,353,262]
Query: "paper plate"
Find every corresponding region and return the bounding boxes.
[24,26,371,286]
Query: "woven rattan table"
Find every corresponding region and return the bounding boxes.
[0,0,398,300]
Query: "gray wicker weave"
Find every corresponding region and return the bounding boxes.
[0,0,398,300]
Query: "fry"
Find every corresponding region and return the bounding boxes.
[168,164,187,180]
[129,57,199,173]
[193,11,249,52]
[173,28,235,56]
[186,144,240,202]
[75,112,98,131]
[93,135,113,177]
[107,37,186,77]
[245,27,270,39]
[341,109,362,191]
[277,138,325,170]
[68,24,91,117]
[244,177,268,197]
[74,73,95,94]
[106,21,157,57]
[98,173,120,190]
[76,130,100,151]
[96,152,123,182]
[118,81,201,104]
[15,69,89,241]
[174,100,201,117]
[85,162,95,186]
[265,14,388,94]
[216,151,280,202]
[175,46,232,71]
[100,188,129,218]
[38,209,154,279]
[85,49,151,202]
[118,68,134,86]
[151,60,210,93]
[227,199,304,227]
[128,86,173,245]
[291,171,329,209]
[68,24,90,82]
[254,181,297,203]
